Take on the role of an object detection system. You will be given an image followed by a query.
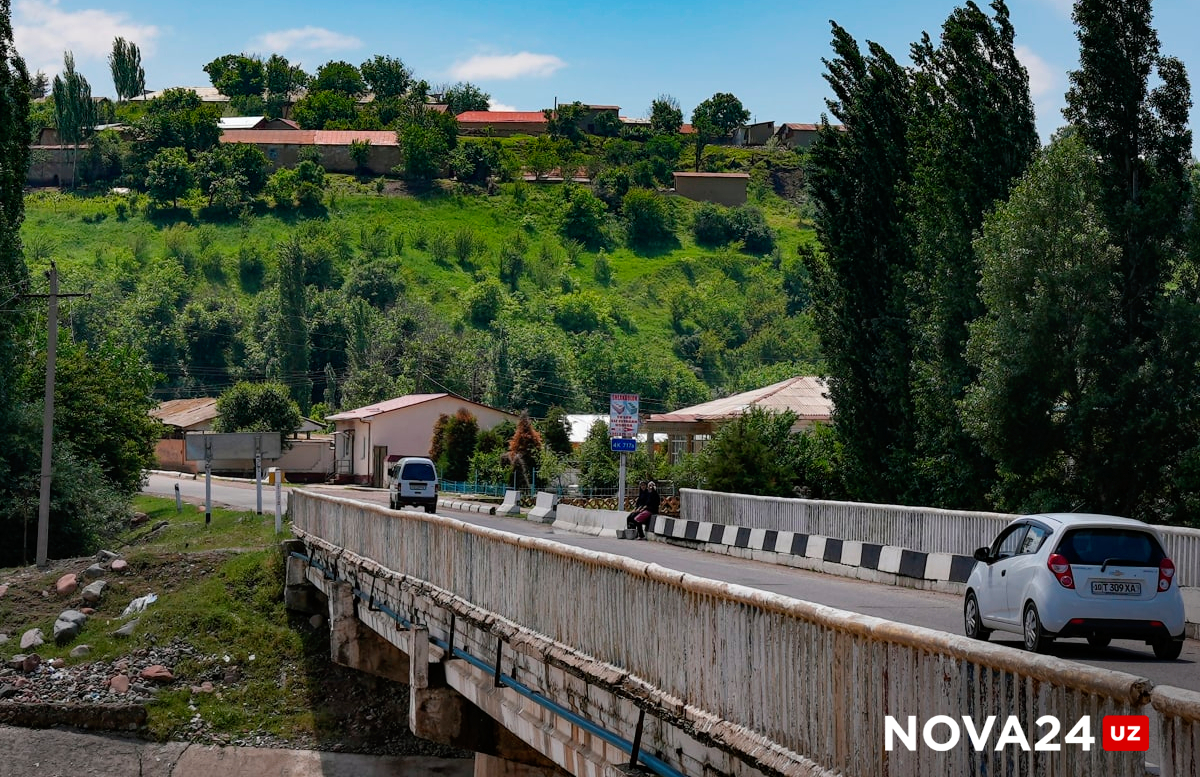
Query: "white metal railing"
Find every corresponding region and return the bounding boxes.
[682,489,1200,587]
[292,491,1196,776]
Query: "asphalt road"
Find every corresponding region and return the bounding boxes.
[142,473,1200,693]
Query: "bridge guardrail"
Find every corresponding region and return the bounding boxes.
[292,491,1194,776]
[682,489,1200,588]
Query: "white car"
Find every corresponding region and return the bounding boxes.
[963,514,1185,659]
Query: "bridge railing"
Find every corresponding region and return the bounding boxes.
[292,491,1193,776]
[682,489,1200,588]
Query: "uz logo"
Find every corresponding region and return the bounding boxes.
[1102,715,1149,752]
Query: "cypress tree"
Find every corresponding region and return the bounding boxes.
[905,0,1038,508]
[805,23,916,503]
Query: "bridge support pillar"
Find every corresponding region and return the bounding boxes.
[328,581,409,683]
[281,540,320,614]
[410,626,565,773]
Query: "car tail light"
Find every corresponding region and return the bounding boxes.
[1048,553,1074,589]
[1158,558,1175,591]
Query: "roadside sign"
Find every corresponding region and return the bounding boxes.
[609,393,639,438]
[185,432,282,461]
[611,437,637,453]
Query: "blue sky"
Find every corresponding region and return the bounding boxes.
[12,0,1200,151]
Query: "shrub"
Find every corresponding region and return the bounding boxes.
[559,186,607,248]
[359,224,391,259]
[692,202,732,246]
[465,278,504,327]
[728,205,776,254]
[429,232,451,263]
[593,167,630,208]
[623,188,674,248]
[593,251,612,286]
[453,228,479,263]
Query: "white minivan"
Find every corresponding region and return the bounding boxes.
[388,457,439,513]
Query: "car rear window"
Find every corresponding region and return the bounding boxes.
[401,462,436,481]
[1054,528,1164,566]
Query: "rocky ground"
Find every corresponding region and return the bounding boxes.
[0,548,467,759]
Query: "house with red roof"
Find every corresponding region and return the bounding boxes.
[456,110,549,136]
[219,128,401,174]
[325,394,520,486]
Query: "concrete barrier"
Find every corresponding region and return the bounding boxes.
[527,491,558,523]
[552,504,629,536]
[437,498,496,515]
[680,489,1200,637]
[495,489,521,517]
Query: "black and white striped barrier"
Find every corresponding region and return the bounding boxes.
[649,516,977,591]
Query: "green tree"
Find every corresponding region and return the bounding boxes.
[649,94,683,135]
[1044,0,1197,520]
[311,60,366,97]
[292,90,357,129]
[360,55,411,99]
[577,419,618,489]
[559,185,608,248]
[51,342,160,494]
[690,92,748,171]
[397,109,457,180]
[539,406,573,456]
[275,236,312,411]
[51,51,96,187]
[131,88,221,176]
[0,0,32,563]
[108,37,145,102]
[964,135,1124,513]
[904,0,1038,508]
[433,408,479,481]
[348,138,371,173]
[444,82,490,114]
[699,407,798,497]
[214,381,303,448]
[264,54,307,118]
[145,146,193,207]
[622,188,674,248]
[194,143,270,210]
[592,111,621,138]
[544,101,587,143]
[29,69,47,99]
[805,22,915,504]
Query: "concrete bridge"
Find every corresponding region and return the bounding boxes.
[285,490,1200,777]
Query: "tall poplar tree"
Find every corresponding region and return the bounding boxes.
[1056,0,1197,519]
[275,237,312,412]
[51,51,95,187]
[108,36,145,102]
[805,23,916,503]
[905,0,1038,508]
[0,0,31,495]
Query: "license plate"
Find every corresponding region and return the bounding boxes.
[1090,580,1142,596]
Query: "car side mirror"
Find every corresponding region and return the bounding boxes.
[973,547,991,563]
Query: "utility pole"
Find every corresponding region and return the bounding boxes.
[24,262,85,567]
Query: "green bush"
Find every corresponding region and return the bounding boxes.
[692,202,732,246]
[559,186,608,248]
[728,205,775,254]
[623,188,674,248]
[465,278,504,326]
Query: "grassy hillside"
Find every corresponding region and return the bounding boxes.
[20,165,820,417]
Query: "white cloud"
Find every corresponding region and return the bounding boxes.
[14,0,158,78]
[251,26,362,54]
[1016,45,1056,100]
[450,52,565,81]
[487,98,517,112]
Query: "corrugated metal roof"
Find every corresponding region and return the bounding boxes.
[673,172,750,178]
[456,111,547,123]
[151,398,219,429]
[649,376,832,424]
[219,116,269,130]
[220,129,317,145]
[326,393,449,421]
[313,130,400,146]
